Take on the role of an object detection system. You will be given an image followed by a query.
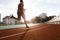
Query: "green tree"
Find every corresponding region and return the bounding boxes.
[33,15,55,23]
[40,16,56,22]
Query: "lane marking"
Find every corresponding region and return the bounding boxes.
[0,32,25,39]
[0,26,49,39]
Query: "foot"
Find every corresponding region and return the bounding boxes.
[26,25,29,28]
[26,26,29,31]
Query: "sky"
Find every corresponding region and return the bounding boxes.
[0,0,60,21]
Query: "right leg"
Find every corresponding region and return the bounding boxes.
[22,14,29,28]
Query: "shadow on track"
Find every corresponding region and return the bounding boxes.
[19,28,29,40]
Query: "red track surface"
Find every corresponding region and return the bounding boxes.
[0,24,60,40]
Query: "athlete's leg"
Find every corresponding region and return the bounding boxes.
[22,14,29,28]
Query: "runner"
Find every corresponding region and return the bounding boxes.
[17,0,29,28]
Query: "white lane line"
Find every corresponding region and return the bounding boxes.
[0,32,25,39]
[0,26,49,39]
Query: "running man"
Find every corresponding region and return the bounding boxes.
[17,0,29,28]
